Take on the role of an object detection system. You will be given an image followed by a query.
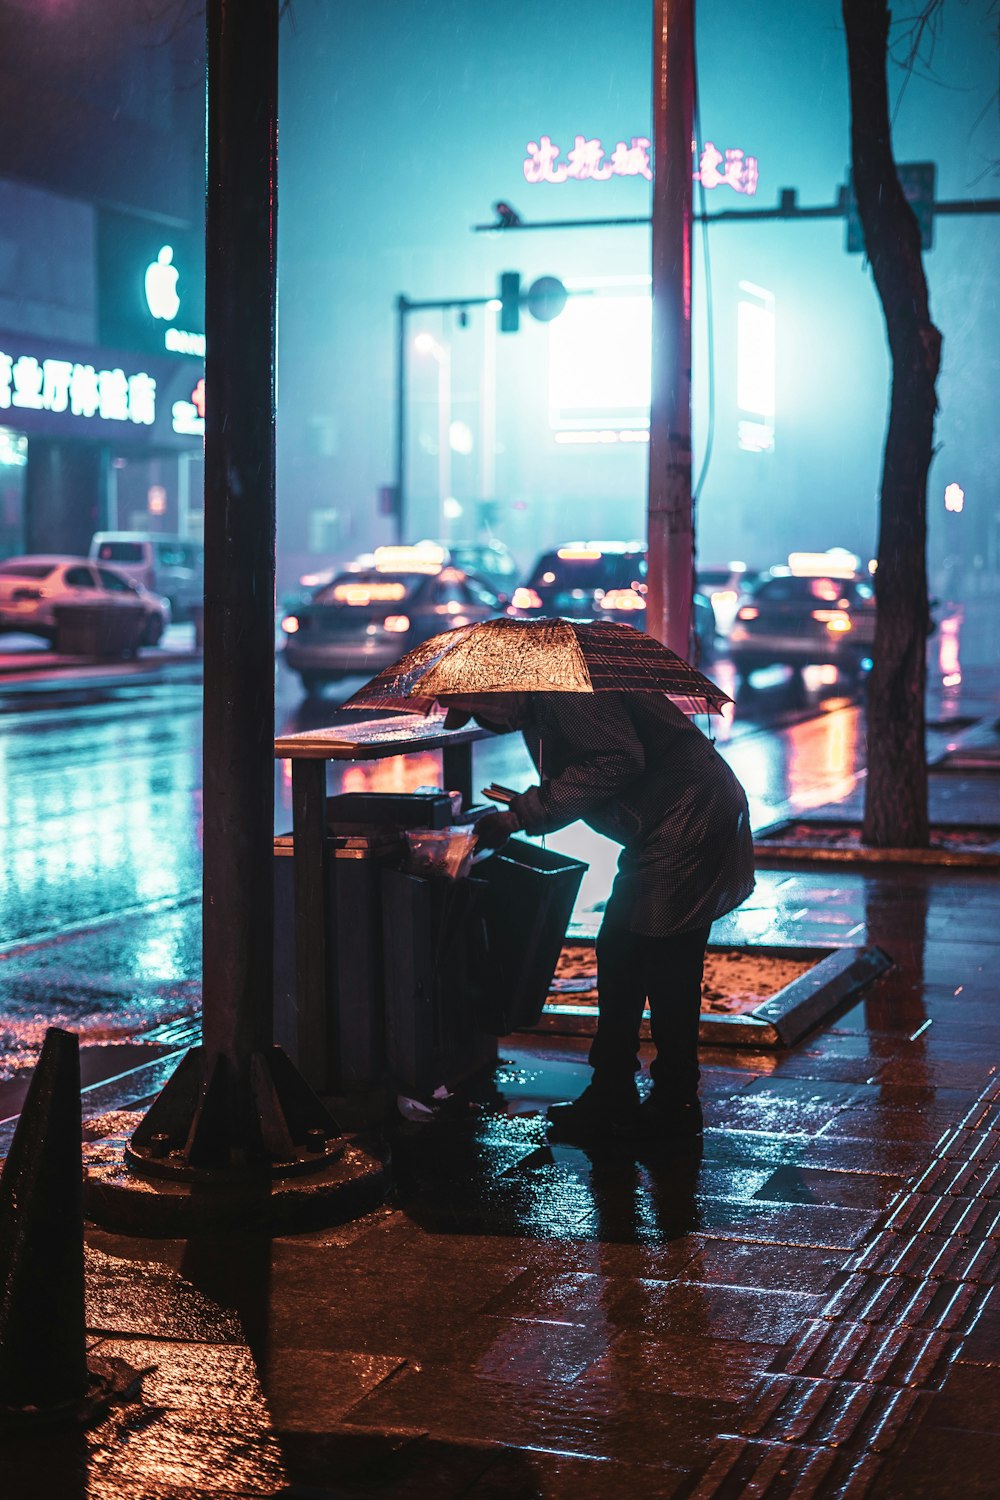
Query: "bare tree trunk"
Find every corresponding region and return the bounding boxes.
[843,0,942,848]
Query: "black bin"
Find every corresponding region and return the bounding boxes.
[473,839,587,1034]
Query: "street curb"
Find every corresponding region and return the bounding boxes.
[753,817,1000,868]
[928,715,1000,772]
[526,941,893,1050]
[0,654,202,696]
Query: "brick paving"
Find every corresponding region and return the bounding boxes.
[3,710,1000,1497]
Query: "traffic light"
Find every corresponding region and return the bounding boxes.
[499,271,521,333]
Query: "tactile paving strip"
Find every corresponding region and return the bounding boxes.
[684,1076,1000,1497]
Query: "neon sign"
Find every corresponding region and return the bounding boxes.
[0,349,156,425]
[172,375,205,437]
[523,136,758,195]
[695,143,759,196]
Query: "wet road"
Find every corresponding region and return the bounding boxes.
[0,655,857,953]
[0,600,992,1092]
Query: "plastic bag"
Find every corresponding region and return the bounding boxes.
[404,825,477,880]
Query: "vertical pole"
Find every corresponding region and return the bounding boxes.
[647,0,694,656]
[479,304,497,524]
[202,0,279,1075]
[394,295,408,544]
[437,344,452,539]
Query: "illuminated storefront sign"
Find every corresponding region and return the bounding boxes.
[523,135,758,195]
[98,210,205,359]
[0,348,156,426]
[172,375,205,437]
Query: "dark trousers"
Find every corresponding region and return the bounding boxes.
[589,920,711,1097]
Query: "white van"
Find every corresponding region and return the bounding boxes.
[89,532,204,621]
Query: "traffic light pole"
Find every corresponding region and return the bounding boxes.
[471,192,1000,235]
[394,292,493,547]
[647,0,695,657]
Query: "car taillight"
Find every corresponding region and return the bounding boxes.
[599,588,645,611]
[813,610,852,632]
[736,605,759,621]
[511,587,543,610]
[383,614,410,632]
[281,615,300,633]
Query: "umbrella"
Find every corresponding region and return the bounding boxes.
[341,616,731,715]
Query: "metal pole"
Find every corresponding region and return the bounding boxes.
[647,0,694,655]
[201,0,278,1079]
[479,303,497,515]
[394,295,408,544]
[437,343,451,539]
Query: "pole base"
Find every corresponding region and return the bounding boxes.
[0,1354,143,1433]
[82,1042,391,1233]
[84,1136,389,1236]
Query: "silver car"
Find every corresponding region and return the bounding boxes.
[0,555,171,645]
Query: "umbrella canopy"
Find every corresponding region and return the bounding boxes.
[342,616,731,715]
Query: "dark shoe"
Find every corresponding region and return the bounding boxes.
[639,1093,704,1140]
[546,1080,641,1142]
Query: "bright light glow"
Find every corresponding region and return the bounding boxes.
[511,586,543,609]
[711,589,738,607]
[282,616,299,633]
[331,581,407,604]
[442,497,464,520]
[737,606,759,621]
[414,332,440,356]
[736,282,774,453]
[549,294,651,432]
[373,543,445,574]
[789,549,860,579]
[813,610,852,631]
[803,665,840,687]
[0,428,27,467]
[868,559,878,574]
[599,588,645,611]
[383,614,410,632]
[449,420,473,455]
[944,482,965,514]
[557,547,603,560]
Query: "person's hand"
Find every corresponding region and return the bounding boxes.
[474,810,520,850]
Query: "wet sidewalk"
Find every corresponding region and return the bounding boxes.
[2,764,999,1495]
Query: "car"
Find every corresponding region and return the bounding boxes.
[89,532,204,622]
[696,562,752,638]
[297,539,519,603]
[0,554,171,645]
[508,541,716,665]
[726,551,876,686]
[280,545,506,693]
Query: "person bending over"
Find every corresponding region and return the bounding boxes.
[440,690,754,1143]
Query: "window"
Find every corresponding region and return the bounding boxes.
[465,576,501,608]
[156,543,200,569]
[98,541,145,563]
[65,566,98,588]
[98,568,138,594]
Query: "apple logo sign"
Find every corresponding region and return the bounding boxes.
[145,246,181,322]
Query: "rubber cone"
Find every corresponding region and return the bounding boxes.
[0,1027,88,1414]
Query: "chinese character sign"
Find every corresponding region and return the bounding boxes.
[0,346,157,424]
[523,135,758,195]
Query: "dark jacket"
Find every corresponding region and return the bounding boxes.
[509,692,754,936]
